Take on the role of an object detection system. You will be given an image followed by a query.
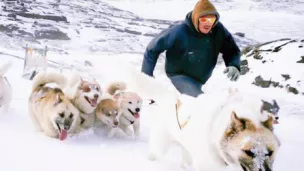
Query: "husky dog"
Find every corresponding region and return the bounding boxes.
[64,72,102,132]
[260,100,280,125]
[107,81,143,137]
[28,72,79,140]
[0,60,12,112]
[94,98,121,137]
[147,89,281,171]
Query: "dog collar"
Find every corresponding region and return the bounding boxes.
[123,115,135,124]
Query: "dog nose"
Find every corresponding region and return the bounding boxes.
[275,116,279,120]
[114,121,118,126]
[135,108,140,112]
[64,119,71,130]
[94,94,99,99]
[64,124,70,130]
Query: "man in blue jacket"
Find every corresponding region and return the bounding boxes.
[141,0,241,97]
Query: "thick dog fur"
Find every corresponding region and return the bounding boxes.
[28,71,79,140]
[64,72,102,133]
[94,98,121,137]
[147,87,280,171]
[0,60,12,112]
[107,81,143,137]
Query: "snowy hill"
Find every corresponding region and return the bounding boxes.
[0,0,257,55]
[240,38,304,95]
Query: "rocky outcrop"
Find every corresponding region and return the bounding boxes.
[240,38,304,95]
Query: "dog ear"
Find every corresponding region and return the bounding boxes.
[230,111,256,132]
[54,93,62,106]
[231,111,246,132]
[101,108,107,114]
[262,116,274,131]
[273,100,280,109]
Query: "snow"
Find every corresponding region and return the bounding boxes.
[0,0,304,171]
[103,0,304,42]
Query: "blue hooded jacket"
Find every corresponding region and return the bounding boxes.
[141,3,240,84]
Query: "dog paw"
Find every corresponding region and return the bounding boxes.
[124,128,133,136]
[107,129,116,138]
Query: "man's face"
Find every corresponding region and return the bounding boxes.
[198,15,216,34]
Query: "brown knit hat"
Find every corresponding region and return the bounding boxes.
[191,0,220,32]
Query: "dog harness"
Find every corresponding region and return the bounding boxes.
[4,76,11,88]
[175,100,191,130]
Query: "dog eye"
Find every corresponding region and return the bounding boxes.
[243,150,255,158]
[106,113,111,117]
[266,150,273,157]
[129,101,132,104]
[59,112,64,118]
[69,113,74,119]
[82,85,90,92]
[80,117,85,125]
[95,86,99,91]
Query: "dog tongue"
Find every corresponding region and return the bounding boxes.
[134,113,140,119]
[91,98,98,107]
[59,130,68,141]
[273,120,279,124]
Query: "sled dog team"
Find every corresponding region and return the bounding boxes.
[1,61,281,171]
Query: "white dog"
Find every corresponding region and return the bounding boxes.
[0,60,12,112]
[147,88,280,171]
[63,71,103,133]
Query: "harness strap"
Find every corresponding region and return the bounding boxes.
[4,76,11,88]
[176,103,182,130]
[176,99,191,130]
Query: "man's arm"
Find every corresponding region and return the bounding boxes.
[219,24,241,71]
[141,27,177,77]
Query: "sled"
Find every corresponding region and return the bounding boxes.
[22,44,48,80]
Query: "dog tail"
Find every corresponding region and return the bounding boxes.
[106,81,127,95]
[0,60,12,76]
[32,71,67,91]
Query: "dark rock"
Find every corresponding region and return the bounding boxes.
[273,40,296,52]
[262,60,266,63]
[241,59,248,66]
[34,30,70,40]
[235,32,245,37]
[297,56,304,63]
[124,28,141,35]
[14,12,68,22]
[143,33,157,37]
[252,75,281,88]
[253,76,272,88]
[272,81,280,87]
[281,74,291,81]
[0,24,19,33]
[84,60,93,66]
[253,53,263,60]
[240,65,249,75]
[17,29,33,37]
[286,86,299,95]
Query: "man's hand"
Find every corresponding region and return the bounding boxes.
[223,66,240,81]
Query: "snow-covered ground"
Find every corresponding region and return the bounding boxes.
[0,0,304,171]
[1,48,304,171]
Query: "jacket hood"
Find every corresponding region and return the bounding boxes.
[185,0,220,33]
